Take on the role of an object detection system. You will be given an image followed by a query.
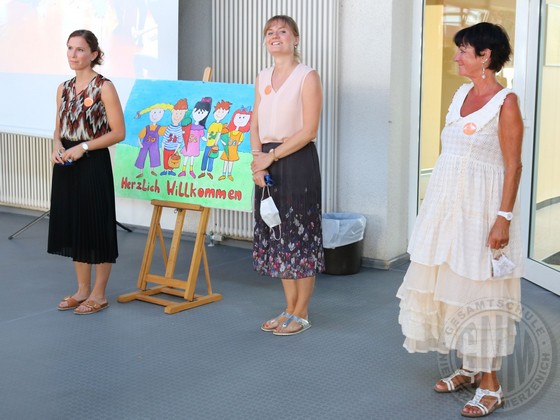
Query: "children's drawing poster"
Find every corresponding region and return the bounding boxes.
[114,79,255,212]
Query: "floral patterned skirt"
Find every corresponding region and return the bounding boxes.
[253,142,325,279]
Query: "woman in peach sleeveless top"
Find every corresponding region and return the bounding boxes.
[250,15,325,336]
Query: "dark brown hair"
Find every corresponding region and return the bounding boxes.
[67,29,104,67]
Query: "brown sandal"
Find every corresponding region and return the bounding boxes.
[74,300,109,315]
[57,296,86,311]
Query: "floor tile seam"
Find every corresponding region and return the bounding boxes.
[0,308,55,326]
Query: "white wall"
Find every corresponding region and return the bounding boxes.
[336,0,413,265]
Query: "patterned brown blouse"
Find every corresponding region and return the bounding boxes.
[59,74,111,142]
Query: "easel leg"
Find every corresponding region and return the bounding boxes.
[184,207,211,300]
[164,208,187,280]
[137,205,164,290]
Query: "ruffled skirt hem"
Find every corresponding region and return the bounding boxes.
[397,261,521,372]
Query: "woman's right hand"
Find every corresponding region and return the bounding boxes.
[51,147,65,165]
[253,170,268,188]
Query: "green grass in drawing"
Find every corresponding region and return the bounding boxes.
[114,143,254,211]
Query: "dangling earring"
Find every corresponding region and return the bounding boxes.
[481,59,487,80]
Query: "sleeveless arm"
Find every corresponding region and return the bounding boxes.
[87,81,125,150]
[51,83,65,164]
[487,92,523,249]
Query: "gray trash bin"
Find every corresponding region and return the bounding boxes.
[322,213,367,275]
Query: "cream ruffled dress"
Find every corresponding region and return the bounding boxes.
[397,83,522,372]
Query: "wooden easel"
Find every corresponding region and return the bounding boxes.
[117,200,221,313]
[117,67,221,314]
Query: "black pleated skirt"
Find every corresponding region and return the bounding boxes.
[47,141,118,264]
[253,142,325,279]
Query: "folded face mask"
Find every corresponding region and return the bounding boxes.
[491,252,516,278]
[260,193,281,228]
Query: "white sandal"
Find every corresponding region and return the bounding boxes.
[461,386,504,418]
[434,369,480,393]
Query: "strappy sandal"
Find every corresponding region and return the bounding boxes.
[73,300,109,315]
[57,296,86,311]
[273,314,311,336]
[261,311,291,332]
[434,369,481,393]
[461,386,504,418]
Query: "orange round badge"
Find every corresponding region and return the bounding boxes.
[84,97,94,107]
[463,122,477,135]
[264,85,272,95]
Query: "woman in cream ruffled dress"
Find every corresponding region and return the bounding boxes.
[397,23,523,418]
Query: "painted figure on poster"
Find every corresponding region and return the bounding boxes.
[160,98,188,176]
[133,103,173,178]
[199,100,232,180]
[219,106,252,181]
[178,97,212,178]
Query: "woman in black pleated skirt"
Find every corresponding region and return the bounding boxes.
[48,30,125,315]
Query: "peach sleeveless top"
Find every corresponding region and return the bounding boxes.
[257,63,315,144]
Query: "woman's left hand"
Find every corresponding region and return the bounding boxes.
[251,151,274,174]
[487,218,510,250]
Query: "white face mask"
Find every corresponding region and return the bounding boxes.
[491,250,516,278]
[260,188,281,228]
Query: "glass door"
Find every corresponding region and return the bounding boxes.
[522,0,560,295]
[418,1,516,206]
